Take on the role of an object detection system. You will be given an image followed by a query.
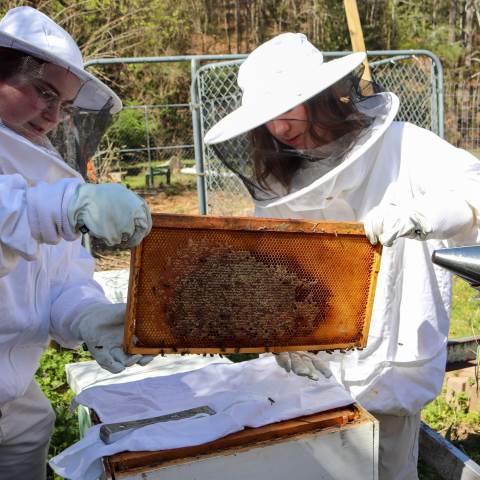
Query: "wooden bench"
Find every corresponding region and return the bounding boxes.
[145,163,171,187]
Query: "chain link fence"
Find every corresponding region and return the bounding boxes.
[195,51,443,216]
[444,76,480,155]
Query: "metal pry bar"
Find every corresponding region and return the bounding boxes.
[99,405,216,444]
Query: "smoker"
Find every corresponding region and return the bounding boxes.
[432,245,480,288]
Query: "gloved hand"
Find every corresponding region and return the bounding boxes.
[72,302,155,374]
[67,183,152,247]
[274,352,332,381]
[363,194,474,247]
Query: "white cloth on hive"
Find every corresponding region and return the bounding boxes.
[93,268,130,304]
[50,355,353,480]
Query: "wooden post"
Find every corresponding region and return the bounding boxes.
[343,0,372,81]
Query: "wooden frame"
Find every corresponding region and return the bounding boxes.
[103,404,364,476]
[124,213,382,355]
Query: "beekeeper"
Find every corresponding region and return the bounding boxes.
[0,7,153,479]
[204,33,480,479]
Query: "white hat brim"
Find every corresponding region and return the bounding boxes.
[204,51,366,145]
[0,32,122,113]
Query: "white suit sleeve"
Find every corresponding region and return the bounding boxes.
[48,240,111,348]
[403,124,480,245]
[0,174,80,277]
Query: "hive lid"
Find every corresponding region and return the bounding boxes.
[124,214,381,354]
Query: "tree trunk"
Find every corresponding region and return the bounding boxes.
[224,0,232,53]
[448,0,457,43]
[235,0,241,53]
[464,0,475,69]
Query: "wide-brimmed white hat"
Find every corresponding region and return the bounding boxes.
[0,6,122,113]
[204,33,366,145]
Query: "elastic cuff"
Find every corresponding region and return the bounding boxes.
[414,193,474,240]
[26,178,83,244]
[61,181,82,240]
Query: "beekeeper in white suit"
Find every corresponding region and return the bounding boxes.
[205,33,480,479]
[0,7,153,479]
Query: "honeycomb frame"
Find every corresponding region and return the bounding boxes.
[124,213,382,354]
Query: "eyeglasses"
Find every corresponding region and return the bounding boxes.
[31,80,77,119]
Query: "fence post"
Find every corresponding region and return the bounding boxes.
[432,53,445,139]
[191,58,208,214]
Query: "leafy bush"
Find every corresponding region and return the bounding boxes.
[36,344,92,479]
[105,107,151,151]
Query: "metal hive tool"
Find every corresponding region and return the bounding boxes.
[124,214,382,354]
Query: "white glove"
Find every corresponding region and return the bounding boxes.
[274,352,332,381]
[363,194,474,247]
[67,183,152,247]
[72,303,154,373]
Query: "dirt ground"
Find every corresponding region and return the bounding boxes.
[93,188,198,271]
[144,189,199,215]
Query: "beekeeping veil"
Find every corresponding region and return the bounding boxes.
[0,7,122,178]
[204,33,399,211]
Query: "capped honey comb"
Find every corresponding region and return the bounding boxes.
[124,213,381,354]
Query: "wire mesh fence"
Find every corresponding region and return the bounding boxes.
[444,77,480,155]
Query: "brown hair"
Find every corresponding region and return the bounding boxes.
[0,47,44,81]
[250,76,374,193]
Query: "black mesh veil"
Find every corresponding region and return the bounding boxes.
[48,102,113,179]
[210,67,384,202]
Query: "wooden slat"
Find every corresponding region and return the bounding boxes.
[151,212,366,235]
[419,422,480,479]
[343,0,372,81]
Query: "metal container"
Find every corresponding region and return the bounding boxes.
[432,245,480,288]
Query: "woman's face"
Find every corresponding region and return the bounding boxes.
[265,103,334,150]
[0,63,81,142]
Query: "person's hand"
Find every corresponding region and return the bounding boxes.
[274,352,332,381]
[72,303,154,373]
[363,194,474,247]
[363,203,429,247]
[67,183,152,247]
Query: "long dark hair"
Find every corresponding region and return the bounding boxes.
[251,72,376,193]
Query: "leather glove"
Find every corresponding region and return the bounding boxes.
[274,352,332,381]
[67,183,152,247]
[72,302,154,374]
[363,194,474,247]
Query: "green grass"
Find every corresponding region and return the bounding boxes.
[450,276,480,338]
[123,167,197,191]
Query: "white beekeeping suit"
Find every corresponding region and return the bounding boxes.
[0,124,104,404]
[204,32,480,479]
[0,7,153,480]
[255,113,480,416]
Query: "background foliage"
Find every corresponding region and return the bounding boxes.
[2,1,480,103]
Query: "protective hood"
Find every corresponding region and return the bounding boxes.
[204,33,366,145]
[256,92,400,212]
[0,7,121,113]
[0,122,82,184]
